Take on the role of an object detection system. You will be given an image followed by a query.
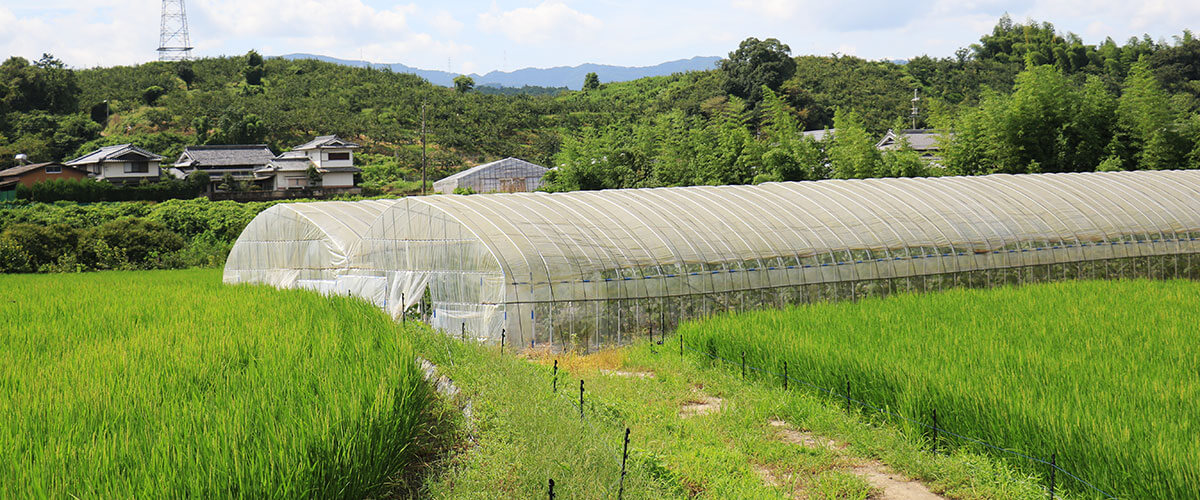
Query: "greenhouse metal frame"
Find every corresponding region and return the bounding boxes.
[347,170,1200,350]
[225,170,1200,351]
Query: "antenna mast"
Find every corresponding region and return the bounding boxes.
[157,0,193,61]
[910,89,920,129]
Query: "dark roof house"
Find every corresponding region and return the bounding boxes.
[174,145,277,170]
[65,144,164,183]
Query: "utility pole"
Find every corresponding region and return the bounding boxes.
[421,100,427,196]
[910,89,920,129]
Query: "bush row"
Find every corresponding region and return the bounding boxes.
[15,176,205,203]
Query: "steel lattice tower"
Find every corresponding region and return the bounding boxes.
[157,0,193,61]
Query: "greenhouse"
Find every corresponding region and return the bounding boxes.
[350,170,1200,350]
[223,200,396,302]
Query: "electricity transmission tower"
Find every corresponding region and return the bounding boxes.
[157,0,193,61]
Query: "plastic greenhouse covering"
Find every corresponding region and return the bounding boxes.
[223,200,396,302]
[226,170,1200,351]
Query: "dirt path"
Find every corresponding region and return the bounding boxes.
[768,418,946,500]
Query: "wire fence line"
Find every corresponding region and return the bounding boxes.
[552,372,630,496]
[680,341,1117,500]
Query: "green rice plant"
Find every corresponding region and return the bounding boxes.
[679,279,1200,499]
[0,269,429,498]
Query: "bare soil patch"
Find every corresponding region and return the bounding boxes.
[851,464,945,500]
[679,389,723,418]
[767,419,946,500]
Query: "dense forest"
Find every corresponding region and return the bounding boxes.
[1,15,1199,196]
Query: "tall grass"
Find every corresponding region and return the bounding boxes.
[680,279,1200,499]
[0,269,429,498]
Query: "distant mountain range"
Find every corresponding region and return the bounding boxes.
[279,54,722,90]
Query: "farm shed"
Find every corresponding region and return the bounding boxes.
[354,170,1200,350]
[433,157,549,194]
[223,200,396,303]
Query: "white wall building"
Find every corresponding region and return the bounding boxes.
[253,135,361,190]
[65,144,163,184]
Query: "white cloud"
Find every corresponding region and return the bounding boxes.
[430,10,464,36]
[477,1,602,44]
[730,0,800,19]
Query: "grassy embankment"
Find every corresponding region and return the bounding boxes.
[0,269,433,497]
[680,279,1200,499]
[415,318,1052,498]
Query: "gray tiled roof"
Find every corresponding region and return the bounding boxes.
[66,144,163,165]
[802,129,834,141]
[876,129,950,151]
[292,135,361,151]
[175,145,276,168]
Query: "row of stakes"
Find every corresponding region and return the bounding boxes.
[690,334,1064,500]
[443,319,1065,499]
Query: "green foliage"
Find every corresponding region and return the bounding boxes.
[681,279,1200,499]
[450,186,476,195]
[719,37,796,107]
[23,178,201,203]
[583,71,600,91]
[176,61,196,89]
[0,269,430,497]
[453,75,475,93]
[828,109,881,178]
[306,164,322,186]
[243,50,264,86]
[142,85,166,105]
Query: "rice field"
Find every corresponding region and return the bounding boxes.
[0,269,429,498]
[680,279,1200,499]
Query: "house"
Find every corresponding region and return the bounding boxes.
[433,157,549,194]
[170,145,277,189]
[876,129,951,164]
[0,162,89,188]
[802,129,834,141]
[65,144,163,184]
[253,135,361,190]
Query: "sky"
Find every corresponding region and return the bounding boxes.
[0,1,1198,73]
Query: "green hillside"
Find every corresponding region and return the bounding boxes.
[1,16,1198,194]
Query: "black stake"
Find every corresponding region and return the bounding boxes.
[1048,453,1056,500]
[649,323,653,344]
[932,409,939,453]
[618,427,630,499]
[401,292,405,325]
[579,379,585,420]
[845,379,851,413]
[461,322,466,342]
[500,329,505,355]
[552,360,558,393]
[548,478,555,500]
[782,361,788,390]
[741,351,746,380]
[679,333,683,358]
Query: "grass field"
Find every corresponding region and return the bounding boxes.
[0,269,431,498]
[680,279,1200,499]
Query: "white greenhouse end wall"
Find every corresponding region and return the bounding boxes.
[223,200,397,304]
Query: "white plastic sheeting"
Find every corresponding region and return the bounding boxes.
[354,170,1200,349]
[223,200,396,304]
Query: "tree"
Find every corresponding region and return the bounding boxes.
[243,50,265,86]
[142,85,166,105]
[827,108,881,179]
[719,37,796,107]
[583,72,600,91]
[306,164,323,187]
[453,75,475,93]
[176,61,195,89]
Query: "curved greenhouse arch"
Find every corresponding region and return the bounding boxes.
[223,200,396,299]
[353,170,1200,350]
